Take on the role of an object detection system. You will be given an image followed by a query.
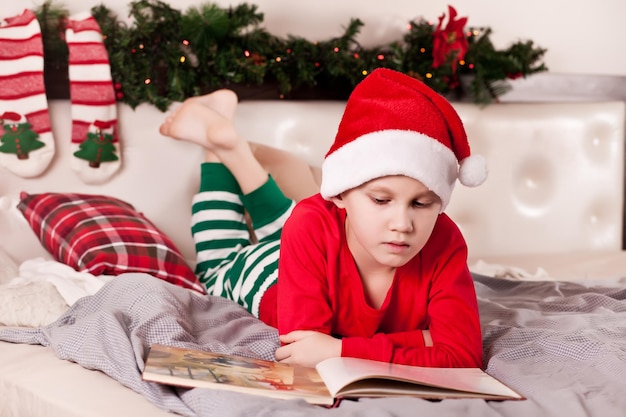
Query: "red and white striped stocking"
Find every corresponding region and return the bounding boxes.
[65,12,120,184]
[0,9,55,178]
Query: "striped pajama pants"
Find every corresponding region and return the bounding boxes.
[191,163,294,318]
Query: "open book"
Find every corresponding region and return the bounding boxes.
[142,344,524,406]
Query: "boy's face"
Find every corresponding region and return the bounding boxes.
[331,175,441,272]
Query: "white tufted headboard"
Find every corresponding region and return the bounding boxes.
[235,100,626,259]
[446,102,625,258]
[1,99,624,265]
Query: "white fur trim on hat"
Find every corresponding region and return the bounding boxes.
[320,129,458,210]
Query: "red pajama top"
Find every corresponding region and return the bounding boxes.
[271,194,483,368]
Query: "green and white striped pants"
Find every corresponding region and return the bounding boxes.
[191,163,294,317]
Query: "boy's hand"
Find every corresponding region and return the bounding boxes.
[275,330,341,368]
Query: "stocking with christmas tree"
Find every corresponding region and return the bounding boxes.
[73,120,118,168]
[65,11,120,184]
[0,9,55,178]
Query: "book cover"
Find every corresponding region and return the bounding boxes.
[142,344,523,405]
[142,344,335,405]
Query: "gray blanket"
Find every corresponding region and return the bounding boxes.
[1,273,625,417]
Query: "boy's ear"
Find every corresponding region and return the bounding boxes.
[329,194,345,209]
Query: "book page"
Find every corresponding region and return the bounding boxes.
[316,357,522,400]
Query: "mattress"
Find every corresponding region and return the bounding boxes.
[0,341,171,417]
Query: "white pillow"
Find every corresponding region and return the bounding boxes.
[0,280,69,327]
[0,204,64,327]
[0,245,18,286]
[0,195,51,265]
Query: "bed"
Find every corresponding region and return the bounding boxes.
[0,98,625,417]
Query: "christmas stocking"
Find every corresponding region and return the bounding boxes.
[65,11,120,185]
[0,9,55,178]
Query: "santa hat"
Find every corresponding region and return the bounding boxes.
[90,120,114,134]
[320,68,487,211]
[1,111,26,124]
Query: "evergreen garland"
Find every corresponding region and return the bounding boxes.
[35,0,548,111]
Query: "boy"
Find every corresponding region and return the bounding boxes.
[159,68,487,369]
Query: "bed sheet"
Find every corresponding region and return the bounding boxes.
[1,272,625,417]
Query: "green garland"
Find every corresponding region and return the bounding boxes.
[35,0,547,111]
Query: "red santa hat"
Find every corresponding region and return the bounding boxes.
[320,68,487,210]
[1,111,26,124]
[89,120,114,134]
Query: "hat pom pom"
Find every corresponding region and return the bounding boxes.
[459,154,488,187]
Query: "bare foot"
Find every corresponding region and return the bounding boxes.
[159,89,240,151]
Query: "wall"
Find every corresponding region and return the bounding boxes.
[6,0,626,77]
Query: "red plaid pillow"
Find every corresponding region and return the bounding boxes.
[18,192,205,294]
